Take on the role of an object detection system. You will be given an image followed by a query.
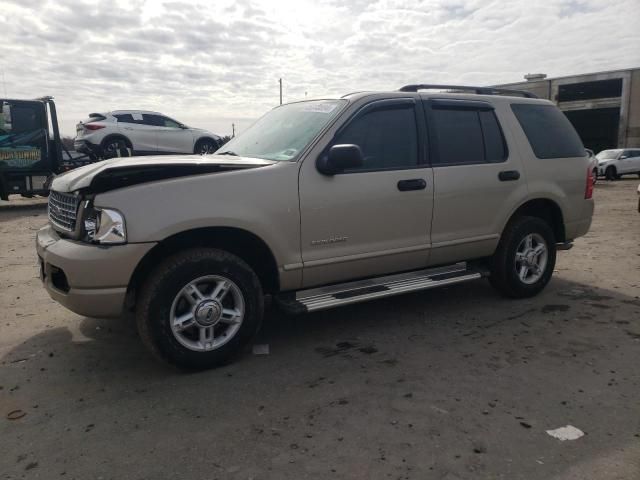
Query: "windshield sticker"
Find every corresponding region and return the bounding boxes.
[302,102,338,114]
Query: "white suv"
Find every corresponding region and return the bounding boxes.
[74,110,222,159]
[596,148,640,180]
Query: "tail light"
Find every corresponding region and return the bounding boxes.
[84,124,105,131]
[585,166,594,199]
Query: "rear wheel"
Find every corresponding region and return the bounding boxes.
[136,248,263,370]
[102,137,131,159]
[489,216,556,298]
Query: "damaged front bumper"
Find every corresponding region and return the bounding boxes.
[36,224,155,318]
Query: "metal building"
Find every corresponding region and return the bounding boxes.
[497,68,640,153]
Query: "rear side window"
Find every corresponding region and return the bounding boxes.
[511,104,585,159]
[334,105,418,170]
[114,114,137,124]
[430,108,506,165]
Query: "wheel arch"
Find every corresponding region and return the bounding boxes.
[126,226,280,307]
[503,198,566,243]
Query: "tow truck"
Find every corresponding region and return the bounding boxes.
[0,96,95,200]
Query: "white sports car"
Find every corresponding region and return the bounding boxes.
[74,110,222,159]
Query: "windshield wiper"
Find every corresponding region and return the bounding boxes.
[217,151,238,156]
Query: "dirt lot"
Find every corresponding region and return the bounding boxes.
[1,181,639,480]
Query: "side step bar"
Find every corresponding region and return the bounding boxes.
[276,263,486,314]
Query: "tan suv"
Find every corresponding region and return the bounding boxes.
[37,85,595,369]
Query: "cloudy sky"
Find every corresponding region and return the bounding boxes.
[1,0,639,137]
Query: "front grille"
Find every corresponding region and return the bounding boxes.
[48,191,80,232]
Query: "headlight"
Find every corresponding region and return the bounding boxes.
[83,206,127,244]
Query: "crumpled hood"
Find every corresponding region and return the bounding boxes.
[51,154,276,193]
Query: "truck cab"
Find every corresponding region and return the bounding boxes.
[0,97,63,200]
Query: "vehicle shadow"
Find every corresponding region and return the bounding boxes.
[0,201,47,224]
[2,276,639,479]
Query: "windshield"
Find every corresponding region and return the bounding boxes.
[596,150,619,160]
[217,100,346,161]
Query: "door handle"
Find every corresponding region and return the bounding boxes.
[498,170,520,181]
[397,179,427,191]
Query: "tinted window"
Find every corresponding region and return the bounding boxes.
[143,114,165,127]
[479,110,507,162]
[511,104,585,158]
[334,105,418,170]
[431,109,484,165]
[114,114,137,124]
[143,114,181,128]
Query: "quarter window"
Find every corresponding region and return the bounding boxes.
[511,104,585,159]
[333,105,418,171]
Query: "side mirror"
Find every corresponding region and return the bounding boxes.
[317,144,364,175]
[620,155,628,159]
[178,123,188,129]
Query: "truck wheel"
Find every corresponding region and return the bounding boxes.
[136,248,263,370]
[489,216,556,298]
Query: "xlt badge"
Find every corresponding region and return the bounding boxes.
[311,236,348,246]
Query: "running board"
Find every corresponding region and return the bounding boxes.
[276,263,485,314]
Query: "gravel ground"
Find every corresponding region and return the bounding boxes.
[1,181,639,480]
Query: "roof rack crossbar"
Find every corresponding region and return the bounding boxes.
[398,84,538,98]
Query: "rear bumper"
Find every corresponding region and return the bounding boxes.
[74,139,100,156]
[36,224,155,318]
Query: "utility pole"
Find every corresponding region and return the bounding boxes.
[1,70,6,97]
[232,123,235,137]
[279,78,283,105]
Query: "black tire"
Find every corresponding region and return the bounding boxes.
[489,216,556,298]
[592,168,598,185]
[605,166,617,181]
[136,248,264,370]
[101,137,131,159]
[195,138,219,155]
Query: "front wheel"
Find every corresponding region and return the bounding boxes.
[605,166,618,181]
[136,248,264,370]
[195,139,219,155]
[489,216,556,298]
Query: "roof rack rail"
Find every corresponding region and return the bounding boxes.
[398,84,538,98]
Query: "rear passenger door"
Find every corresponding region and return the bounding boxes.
[620,150,640,174]
[115,113,157,153]
[423,98,527,265]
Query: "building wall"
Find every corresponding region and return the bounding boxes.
[627,69,640,147]
[497,68,640,149]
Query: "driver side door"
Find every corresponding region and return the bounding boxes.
[146,114,194,154]
[298,98,433,288]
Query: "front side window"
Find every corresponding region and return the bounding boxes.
[596,150,619,160]
[219,100,346,161]
[511,104,585,159]
[332,105,418,171]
